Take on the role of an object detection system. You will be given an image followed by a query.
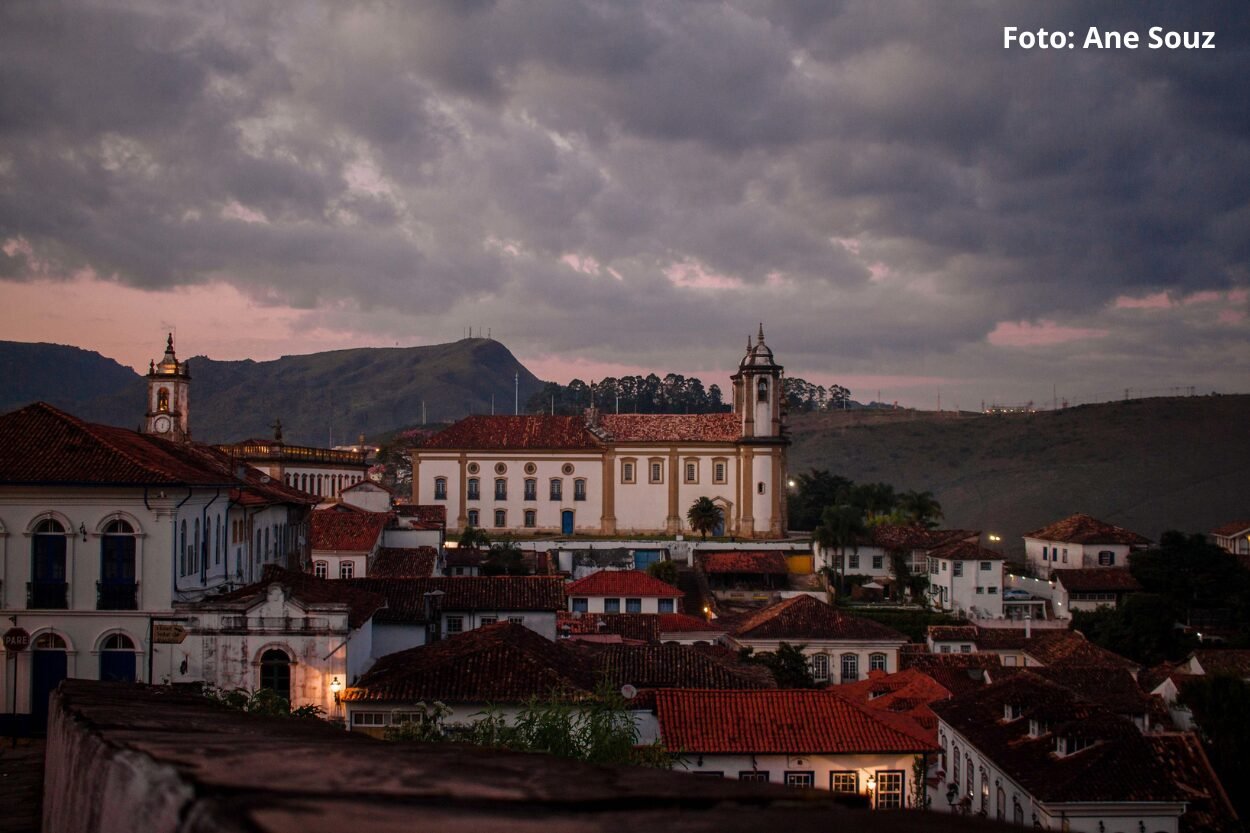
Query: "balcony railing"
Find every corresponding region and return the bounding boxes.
[220,615,331,632]
[28,581,68,609]
[97,582,139,611]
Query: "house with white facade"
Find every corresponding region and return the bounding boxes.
[339,480,393,514]
[723,595,908,684]
[216,423,369,503]
[930,672,1230,832]
[309,507,388,579]
[817,525,979,601]
[654,688,936,806]
[565,569,684,614]
[1023,514,1150,578]
[925,540,1006,620]
[1050,568,1141,616]
[1210,521,1250,558]
[411,328,789,539]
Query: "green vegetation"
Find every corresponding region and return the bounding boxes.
[200,685,325,720]
[383,686,672,769]
[526,373,852,416]
[646,559,680,586]
[686,496,723,540]
[740,643,818,689]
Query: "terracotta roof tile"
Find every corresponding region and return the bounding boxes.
[310,509,388,551]
[899,652,1001,696]
[659,613,726,634]
[927,626,979,642]
[655,689,937,754]
[557,612,662,643]
[995,664,1152,715]
[1210,520,1250,538]
[207,567,385,630]
[698,551,790,575]
[838,669,954,741]
[565,570,684,598]
[932,673,1187,804]
[1190,649,1250,677]
[345,576,566,623]
[395,504,446,526]
[972,627,1134,669]
[729,595,906,643]
[597,413,741,443]
[1145,733,1240,833]
[927,540,1005,561]
[370,547,438,578]
[868,524,979,551]
[419,415,600,450]
[588,644,775,691]
[1051,568,1142,592]
[1025,513,1150,546]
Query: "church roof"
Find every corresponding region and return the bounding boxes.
[597,413,741,443]
[420,415,601,450]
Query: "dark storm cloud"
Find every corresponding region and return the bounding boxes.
[0,0,1247,402]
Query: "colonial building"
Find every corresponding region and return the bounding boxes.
[1023,514,1150,578]
[412,328,789,538]
[216,426,369,502]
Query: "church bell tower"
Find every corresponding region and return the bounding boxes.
[144,333,191,442]
[732,323,784,439]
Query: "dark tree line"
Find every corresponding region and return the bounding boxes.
[526,374,852,416]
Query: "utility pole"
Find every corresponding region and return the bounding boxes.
[514,373,519,415]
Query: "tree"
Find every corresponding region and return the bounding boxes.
[848,482,898,521]
[787,469,852,531]
[686,496,723,539]
[482,544,529,576]
[744,643,818,688]
[898,490,944,528]
[646,559,680,586]
[814,504,866,601]
[458,526,491,549]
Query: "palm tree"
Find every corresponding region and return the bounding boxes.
[813,504,866,602]
[899,490,944,528]
[686,497,723,540]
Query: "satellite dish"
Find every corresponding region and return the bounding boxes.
[620,684,637,700]
[259,475,271,484]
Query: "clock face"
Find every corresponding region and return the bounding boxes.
[154,415,171,433]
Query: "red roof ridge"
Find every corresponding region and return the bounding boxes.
[566,570,684,597]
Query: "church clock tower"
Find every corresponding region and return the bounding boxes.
[144,334,191,442]
[731,324,789,537]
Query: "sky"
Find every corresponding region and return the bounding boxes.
[1,0,1247,410]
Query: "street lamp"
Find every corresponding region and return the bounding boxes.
[330,676,343,704]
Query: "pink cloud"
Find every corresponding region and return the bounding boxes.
[1217,309,1246,325]
[663,258,742,290]
[1114,291,1172,309]
[987,320,1110,347]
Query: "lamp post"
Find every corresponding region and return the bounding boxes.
[866,774,876,809]
[329,675,343,720]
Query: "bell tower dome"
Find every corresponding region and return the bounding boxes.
[143,333,191,442]
[732,323,784,439]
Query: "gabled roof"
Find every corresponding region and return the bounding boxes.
[597,413,741,443]
[1051,568,1142,592]
[698,551,790,575]
[973,627,1135,669]
[654,689,936,754]
[0,402,237,487]
[394,504,446,526]
[659,613,726,634]
[370,547,438,578]
[202,567,385,630]
[868,524,978,551]
[837,669,954,739]
[345,576,567,623]
[926,540,1005,562]
[900,652,1000,696]
[931,673,1186,804]
[419,415,601,450]
[1189,649,1250,678]
[995,664,1152,716]
[310,509,388,551]
[1025,514,1150,546]
[728,594,906,643]
[588,644,776,691]
[927,625,979,642]
[565,570,684,598]
[341,479,392,494]
[1210,520,1250,538]
[344,622,595,704]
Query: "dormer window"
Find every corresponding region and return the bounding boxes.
[1028,719,1050,738]
[1003,703,1023,721]
[1054,735,1093,757]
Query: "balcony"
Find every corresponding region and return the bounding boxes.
[28,581,68,609]
[97,582,139,611]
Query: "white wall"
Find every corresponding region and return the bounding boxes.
[682,751,919,805]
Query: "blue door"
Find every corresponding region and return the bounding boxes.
[633,550,661,570]
[31,649,68,731]
[561,510,574,535]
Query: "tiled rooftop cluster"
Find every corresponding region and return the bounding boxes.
[369,547,439,578]
[698,551,790,575]
[310,508,390,550]
[565,569,684,598]
[415,412,744,450]
[1025,513,1151,545]
[726,594,907,642]
[346,575,567,622]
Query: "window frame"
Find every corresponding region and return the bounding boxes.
[523,478,537,501]
[783,771,814,789]
[314,561,328,579]
[339,561,354,579]
[523,509,536,528]
[621,459,637,484]
[467,478,480,501]
[494,478,508,500]
[625,597,642,613]
[467,509,480,527]
[493,509,507,528]
[811,653,830,681]
[869,652,887,672]
[445,615,464,634]
[874,770,904,810]
[830,771,858,794]
[712,457,728,485]
[603,598,621,614]
[648,458,664,484]
[684,458,699,484]
[549,478,563,501]
[573,478,587,501]
[841,652,859,682]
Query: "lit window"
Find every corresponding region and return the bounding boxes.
[339,562,354,579]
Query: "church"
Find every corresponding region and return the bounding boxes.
[412,327,790,539]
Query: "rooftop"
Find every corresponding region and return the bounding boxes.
[1209,520,1250,538]
[1189,649,1250,677]
[203,567,386,630]
[899,653,1000,697]
[698,550,790,575]
[597,413,741,443]
[419,415,601,450]
[565,569,684,598]
[926,540,1006,562]
[727,595,907,643]
[310,508,389,551]
[1025,513,1150,546]
[1051,567,1142,592]
[659,612,725,634]
[369,547,439,578]
[346,576,567,622]
[868,524,979,551]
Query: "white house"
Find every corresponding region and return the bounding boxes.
[1023,514,1150,578]
[1050,568,1141,616]
[565,569,684,614]
[924,540,1006,620]
[216,425,369,503]
[1210,521,1250,557]
[723,595,908,684]
[339,480,394,514]
[817,526,979,601]
[309,507,388,580]
[930,672,1208,832]
[412,328,789,539]
[654,688,936,807]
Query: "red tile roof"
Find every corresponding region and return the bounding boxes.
[659,613,725,634]
[597,413,741,443]
[565,570,684,598]
[1051,568,1142,592]
[1025,513,1150,545]
[728,595,906,643]
[369,547,438,578]
[995,664,1152,716]
[927,540,1005,562]
[868,524,979,551]
[1145,733,1240,833]
[698,551,790,575]
[931,673,1187,804]
[588,644,776,691]
[927,626,979,642]
[837,669,954,740]
[205,567,385,630]
[1190,649,1250,677]
[345,622,595,704]
[655,689,936,754]
[395,504,446,526]
[899,652,1000,696]
[0,402,238,486]
[1210,520,1250,537]
[419,415,601,450]
[557,612,662,643]
[345,576,566,622]
[972,627,1135,669]
[310,509,388,551]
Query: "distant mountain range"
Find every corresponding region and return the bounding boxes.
[0,339,544,444]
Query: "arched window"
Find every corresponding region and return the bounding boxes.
[811,653,830,681]
[573,479,587,501]
[524,510,536,528]
[494,509,506,528]
[952,745,961,785]
[215,515,222,565]
[757,378,768,402]
[467,478,480,500]
[100,519,137,610]
[316,474,323,495]
[301,473,308,492]
[467,509,480,527]
[259,649,292,703]
[100,633,137,682]
[869,652,888,672]
[193,518,201,574]
[434,477,448,500]
[840,653,859,682]
[495,478,508,500]
[965,754,973,797]
[157,387,170,411]
[34,632,67,651]
[31,518,68,609]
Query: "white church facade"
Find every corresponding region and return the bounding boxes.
[412,328,790,539]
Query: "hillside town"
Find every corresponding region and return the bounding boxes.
[1,334,1246,833]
